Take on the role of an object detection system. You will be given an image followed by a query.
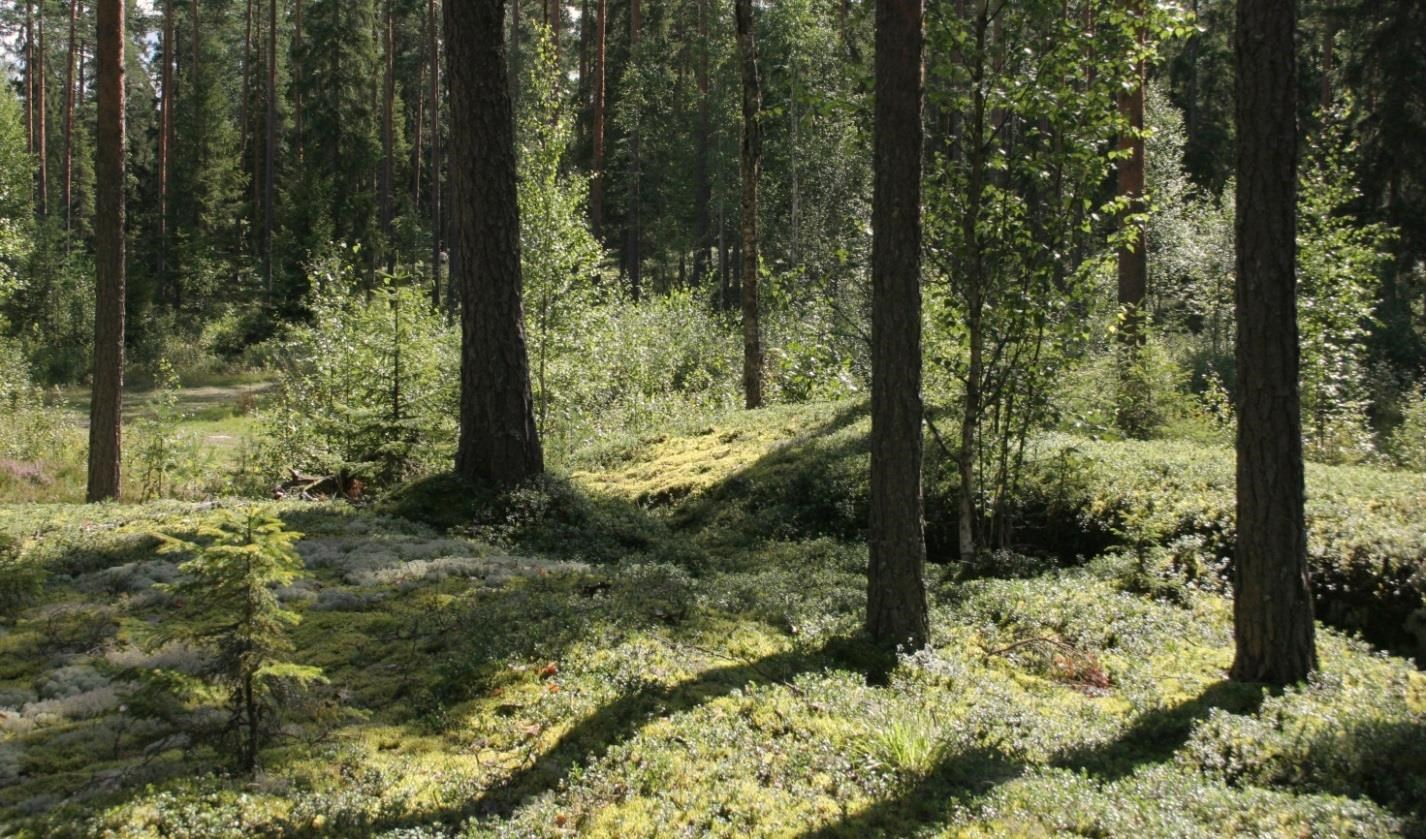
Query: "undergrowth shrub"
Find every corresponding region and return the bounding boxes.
[257,260,458,487]
[1389,384,1426,471]
[0,532,44,619]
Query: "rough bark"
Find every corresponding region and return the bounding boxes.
[447,0,544,486]
[734,0,762,409]
[1231,0,1318,685]
[88,0,125,503]
[866,0,928,651]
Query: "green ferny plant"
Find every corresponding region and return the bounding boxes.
[156,508,324,772]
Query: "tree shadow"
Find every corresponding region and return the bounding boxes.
[369,635,895,832]
[795,679,1265,838]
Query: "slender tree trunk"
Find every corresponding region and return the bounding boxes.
[158,0,175,303]
[63,0,79,236]
[25,1,35,156]
[264,0,277,293]
[1319,1,1334,110]
[447,0,544,485]
[734,0,763,409]
[1116,2,1147,345]
[692,0,711,284]
[1231,0,1317,686]
[547,0,560,63]
[627,0,642,300]
[429,0,443,307]
[381,0,396,270]
[242,0,253,159]
[867,0,928,650]
[88,0,125,504]
[958,3,990,562]
[37,3,48,217]
[510,0,521,102]
[590,0,606,237]
[294,0,304,161]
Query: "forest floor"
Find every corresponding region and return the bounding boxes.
[1,399,1424,837]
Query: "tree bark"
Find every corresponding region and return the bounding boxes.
[692,0,711,285]
[867,0,928,651]
[429,0,443,307]
[447,0,544,486]
[1116,2,1147,345]
[88,0,125,503]
[36,2,48,217]
[1231,0,1317,685]
[63,0,78,236]
[590,0,606,237]
[734,0,762,409]
[381,0,396,270]
[159,0,175,302]
[25,1,35,156]
[264,0,277,292]
[627,0,643,300]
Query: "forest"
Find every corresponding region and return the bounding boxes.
[1,0,1425,834]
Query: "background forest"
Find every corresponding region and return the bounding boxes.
[1,0,1426,836]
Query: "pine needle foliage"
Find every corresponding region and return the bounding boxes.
[156,507,324,772]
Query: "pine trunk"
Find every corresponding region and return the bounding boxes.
[429,0,443,307]
[866,0,928,650]
[447,0,544,486]
[264,0,277,292]
[734,0,762,409]
[590,0,606,237]
[1231,0,1317,685]
[1116,3,1147,345]
[88,0,125,504]
[159,0,175,301]
[381,0,396,270]
[37,3,48,217]
[692,0,711,284]
[63,0,78,235]
[627,0,642,300]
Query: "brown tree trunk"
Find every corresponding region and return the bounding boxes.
[547,0,560,62]
[63,0,78,236]
[264,0,277,292]
[88,0,125,503]
[429,0,443,307]
[627,0,642,300]
[25,1,35,156]
[36,3,48,217]
[866,0,928,651]
[1319,1,1334,110]
[957,2,990,562]
[1231,0,1317,685]
[590,0,606,237]
[447,0,544,485]
[692,0,711,284]
[381,0,396,270]
[1116,2,1147,344]
[242,0,253,160]
[734,0,762,409]
[294,0,304,161]
[158,0,175,302]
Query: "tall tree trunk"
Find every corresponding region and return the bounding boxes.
[447,0,544,485]
[627,0,642,299]
[264,0,277,293]
[37,2,48,217]
[1116,2,1147,344]
[381,0,396,270]
[958,3,990,562]
[88,0,125,503]
[1231,0,1317,685]
[734,0,762,409]
[510,0,521,102]
[159,0,175,303]
[294,0,304,161]
[242,0,253,160]
[1115,0,1149,436]
[63,0,79,236]
[866,0,928,650]
[692,0,711,284]
[1319,0,1334,110]
[590,0,606,237]
[429,0,443,307]
[547,0,560,62]
[25,1,35,156]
